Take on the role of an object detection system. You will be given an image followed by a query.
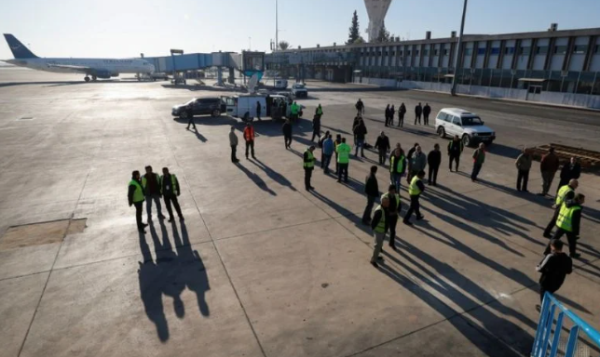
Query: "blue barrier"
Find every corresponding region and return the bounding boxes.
[532,292,600,357]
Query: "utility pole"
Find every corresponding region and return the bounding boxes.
[451,0,468,96]
[275,0,279,52]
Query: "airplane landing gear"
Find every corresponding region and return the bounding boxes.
[84,76,90,82]
[92,75,97,81]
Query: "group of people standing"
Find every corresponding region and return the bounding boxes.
[383,102,432,127]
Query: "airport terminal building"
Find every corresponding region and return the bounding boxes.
[266,26,600,106]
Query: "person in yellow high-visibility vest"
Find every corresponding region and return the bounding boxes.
[303,146,316,191]
[403,170,425,226]
[128,170,148,233]
[336,138,351,183]
[543,179,577,238]
[370,195,390,268]
[543,193,585,258]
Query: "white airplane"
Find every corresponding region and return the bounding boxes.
[2,34,155,82]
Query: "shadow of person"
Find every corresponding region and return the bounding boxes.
[154,221,186,320]
[249,158,297,191]
[234,162,277,196]
[173,221,210,316]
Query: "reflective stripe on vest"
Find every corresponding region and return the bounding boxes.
[381,192,400,209]
[389,155,405,173]
[303,150,315,169]
[141,173,160,190]
[337,143,350,163]
[408,176,422,196]
[556,205,581,233]
[159,174,178,195]
[374,206,386,233]
[555,185,574,207]
[129,180,145,203]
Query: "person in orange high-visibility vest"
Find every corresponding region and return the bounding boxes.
[243,122,256,159]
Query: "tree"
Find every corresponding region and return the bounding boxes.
[376,22,391,43]
[279,41,290,50]
[353,36,366,44]
[347,10,360,45]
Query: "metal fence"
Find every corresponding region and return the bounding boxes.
[532,293,600,357]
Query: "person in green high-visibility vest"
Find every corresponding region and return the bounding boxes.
[160,167,184,223]
[403,170,426,226]
[290,101,299,121]
[370,195,390,268]
[128,170,148,233]
[336,137,351,183]
[303,146,316,191]
[543,193,585,258]
[543,179,577,238]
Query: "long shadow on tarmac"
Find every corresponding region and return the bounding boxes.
[138,220,210,342]
[249,158,297,191]
[234,161,277,196]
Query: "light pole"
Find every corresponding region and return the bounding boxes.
[451,0,468,96]
[275,0,279,52]
[249,37,252,51]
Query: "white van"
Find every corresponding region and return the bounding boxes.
[224,94,267,122]
[435,108,496,147]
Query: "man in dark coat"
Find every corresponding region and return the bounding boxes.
[256,101,262,120]
[282,119,293,149]
[423,103,431,126]
[362,166,379,224]
[557,157,581,192]
[398,103,406,127]
[414,103,423,125]
[384,105,391,127]
[374,131,391,165]
[427,144,442,186]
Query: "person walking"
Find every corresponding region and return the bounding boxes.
[311,111,321,142]
[322,134,334,174]
[384,104,391,127]
[282,119,293,149]
[303,146,316,191]
[406,143,419,182]
[370,196,389,268]
[128,170,148,232]
[423,103,431,126]
[186,104,196,131]
[409,146,427,183]
[543,193,585,258]
[353,118,367,157]
[390,105,396,127]
[516,148,533,192]
[336,137,351,183]
[256,101,261,121]
[471,143,486,182]
[414,102,423,125]
[539,148,560,196]
[362,165,379,224]
[389,144,406,193]
[142,165,165,221]
[374,131,391,165]
[557,157,581,192]
[356,98,364,115]
[543,179,578,238]
[398,103,406,127]
[315,104,324,120]
[448,135,464,172]
[243,122,256,159]
[427,144,441,186]
[290,101,300,122]
[382,184,401,250]
[160,167,184,222]
[334,134,342,175]
[229,126,239,163]
[403,170,425,225]
[536,239,572,308]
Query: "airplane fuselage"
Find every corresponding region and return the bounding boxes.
[6,57,154,76]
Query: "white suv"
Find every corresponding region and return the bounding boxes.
[435,108,496,147]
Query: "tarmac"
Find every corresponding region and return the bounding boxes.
[1,67,600,357]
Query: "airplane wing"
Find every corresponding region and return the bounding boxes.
[47,64,91,73]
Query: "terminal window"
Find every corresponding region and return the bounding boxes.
[554,46,568,55]
[519,47,531,55]
[535,46,548,55]
[504,47,515,55]
[573,45,587,54]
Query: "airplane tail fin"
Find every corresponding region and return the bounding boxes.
[3,34,38,59]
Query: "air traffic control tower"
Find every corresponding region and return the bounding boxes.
[364,0,392,42]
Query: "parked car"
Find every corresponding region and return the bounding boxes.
[435,108,496,147]
[291,83,308,98]
[172,97,225,119]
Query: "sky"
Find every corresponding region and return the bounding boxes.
[1,0,600,59]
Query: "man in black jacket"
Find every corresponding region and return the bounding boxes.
[382,184,401,250]
[414,103,423,125]
[303,146,316,191]
[256,101,261,121]
[537,239,572,307]
[557,157,581,191]
[282,119,293,149]
[427,144,441,186]
[160,167,184,223]
[311,113,321,142]
[384,104,390,126]
[362,165,379,224]
[128,170,148,232]
[353,118,367,157]
[544,194,585,258]
[448,136,464,172]
[374,131,391,165]
[398,103,406,127]
[186,104,196,131]
[423,103,431,126]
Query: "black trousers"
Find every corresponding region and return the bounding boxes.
[423,114,429,125]
[187,116,196,129]
[543,206,561,237]
[539,286,558,303]
[256,110,261,120]
[164,195,183,219]
[449,155,460,170]
[544,228,578,256]
[284,134,292,148]
[471,163,482,181]
[428,165,439,185]
[231,145,238,162]
[311,129,320,142]
[134,201,144,229]
[404,195,421,222]
[362,195,376,222]
[388,214,399,246]
[245,140,255,158]
[517,170,530,191]
[338,163,348,182]
[414,114,421,125]
[398,113,404,127]
[378,149,387,165]
[304,168,313,189]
